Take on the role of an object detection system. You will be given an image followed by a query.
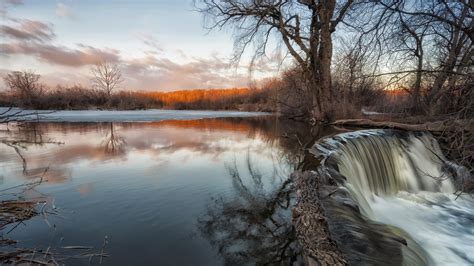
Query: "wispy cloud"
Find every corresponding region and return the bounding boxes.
[55,3,73,18]
[137,32,162,54]
[1,43,120,66]
[1,17,119,67]
[0,19,55,42]
[122,54,250,90]
[0,0,23,16]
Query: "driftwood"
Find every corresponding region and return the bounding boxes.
[331,118,470,132]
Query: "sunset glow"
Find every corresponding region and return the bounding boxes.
[0,0,281,91]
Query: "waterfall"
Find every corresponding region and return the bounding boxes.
[312,129,473,265]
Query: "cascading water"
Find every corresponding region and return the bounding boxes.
[313,129,473,265]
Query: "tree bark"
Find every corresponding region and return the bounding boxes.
[319,0,335,101]
[309,0,336,123]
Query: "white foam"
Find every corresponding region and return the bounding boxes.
[371,192,474,265]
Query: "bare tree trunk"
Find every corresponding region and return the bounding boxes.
[312,0,336,123]
[413,48,423,113]
[309,5,323,122]
[427,4,470,116]
[428,55,456,115]
[311,74,323,121]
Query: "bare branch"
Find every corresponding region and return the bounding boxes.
[90,61,123,98]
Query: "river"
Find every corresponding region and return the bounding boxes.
[0,111,472,265]
[0,113,317,265]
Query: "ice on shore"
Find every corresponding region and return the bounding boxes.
[0,108,270,122]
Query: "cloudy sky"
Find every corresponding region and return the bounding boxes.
[0,0,283,91]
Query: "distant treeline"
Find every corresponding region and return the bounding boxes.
[0,85,275,112]
[0,68,414,119]
[145,88,274,111]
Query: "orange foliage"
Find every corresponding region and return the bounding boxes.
[384,88,409,96]
[138,88,252,107]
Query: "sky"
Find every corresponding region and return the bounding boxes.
[0,0,283,91]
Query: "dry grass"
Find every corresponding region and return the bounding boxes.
[0,175,109,265]
[0,200,42,231]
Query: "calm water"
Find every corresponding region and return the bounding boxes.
[0,116,319,265]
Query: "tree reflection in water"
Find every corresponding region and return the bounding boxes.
[198,120,335,265]
[0,123,62,177]
[102,123,126,155]
[199,155,303,265]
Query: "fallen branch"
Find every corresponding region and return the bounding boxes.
[331,118,471,132]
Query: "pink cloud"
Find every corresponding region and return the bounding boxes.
[0,14,277,91]
[1,42,120,66]
[0,19,55,42]
[122,55,250,90]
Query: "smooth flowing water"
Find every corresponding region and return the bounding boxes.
[315,130,473,265]
[0,116,312,265]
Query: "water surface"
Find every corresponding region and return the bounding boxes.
[0,116,314,265]
[0,108,268,122]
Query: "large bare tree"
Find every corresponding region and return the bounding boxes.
[197,0,355,122]
[91,61,123,98]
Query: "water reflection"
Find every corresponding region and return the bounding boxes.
[102,123,126,156]
[0,117,330,265]
[199,157,302,265]
[196,123,336,265]
[0,123,64,182]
